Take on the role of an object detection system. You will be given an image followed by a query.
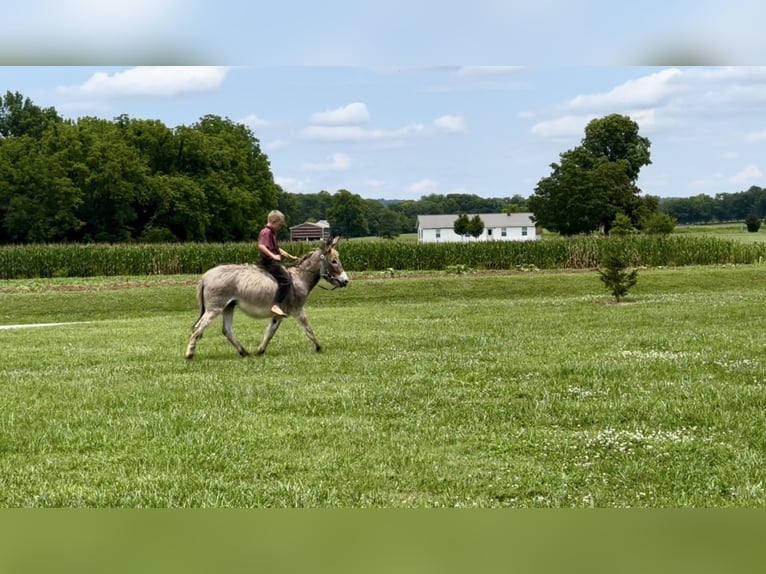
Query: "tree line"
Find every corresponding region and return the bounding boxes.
[0,91,278,243]
[659,188,766,225]
[1,91,763,245]
[0,91,528,243]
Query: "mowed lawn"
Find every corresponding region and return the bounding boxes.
[1,265,765,507]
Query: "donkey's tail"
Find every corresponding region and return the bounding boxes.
[191,280,206,329]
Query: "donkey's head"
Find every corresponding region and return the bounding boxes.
[320,236,349,288]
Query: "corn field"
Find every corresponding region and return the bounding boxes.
[1,236,766,279]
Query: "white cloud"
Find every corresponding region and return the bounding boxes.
[567,68,685,111]
[274,176,312,193]
[531,114,594,140]
[689,173,725,190]
[746,129,766,142]
[409,178,438,194]
[722,151,739,159]
[533,67,766,144]
[302,152,352,172]
[265,140,289,151]
[300,114,465,143]
[240,114,272,129]
[433,114,467,133]
[56,66,229,98]
[300,123,425,143]
[425,65,527,93]
[309,102,370,126]
[455,66,525,79]
[44,0,183,26]
[730,164,763,184]
[366,179,386,188]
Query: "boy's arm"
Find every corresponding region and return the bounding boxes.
[259,243,280,260]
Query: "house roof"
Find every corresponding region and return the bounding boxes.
[290,219,331,230]
[417,212,535,229]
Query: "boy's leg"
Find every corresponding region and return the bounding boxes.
[266,263,291,316]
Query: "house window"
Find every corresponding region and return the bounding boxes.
[436,229,441,239]
[522,226,528,236]
[501,228,507,237]
[487,229,493,236]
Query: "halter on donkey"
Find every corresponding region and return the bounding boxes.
[184,236,349,359]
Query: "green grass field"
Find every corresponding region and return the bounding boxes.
[1,264,765,507]
[675,222,766,243]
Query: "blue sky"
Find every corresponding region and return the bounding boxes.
[3,3,766,201]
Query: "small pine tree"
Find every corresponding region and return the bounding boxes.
[598,252,638,302]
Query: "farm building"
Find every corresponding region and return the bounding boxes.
[417,212,541,243]
[290,220,332,242]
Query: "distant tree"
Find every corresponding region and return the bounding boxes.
[0,90,62,139]
[467,215,485,239]
[529,147,618,235]
[376,209,402,239]
[327,189,369,237]
[528,114,652,235]
[610,212,637,235]
[745,214,762,232]
[642,212,676,235]
[453,213,470,239]
[179,115,278,241]
[287,190,333,225]
[504,194,528,213]
[71,117,149,242]
[143,174,209,241]
[0,127,84,242]
[581,113,651,182]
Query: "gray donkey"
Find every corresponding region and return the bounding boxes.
[185,236,349,359]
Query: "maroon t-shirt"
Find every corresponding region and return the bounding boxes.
[258,226,279,264]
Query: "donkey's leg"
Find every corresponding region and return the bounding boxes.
[222,302,249,357]
[255,318,282,355]
[185,310,220,360]
[295,310,321,352]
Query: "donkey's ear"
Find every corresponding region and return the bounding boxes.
[330,235,341,248]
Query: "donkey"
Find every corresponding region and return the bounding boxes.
[184,236,349,359]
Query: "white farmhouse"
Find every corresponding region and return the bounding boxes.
[417,212,540,243]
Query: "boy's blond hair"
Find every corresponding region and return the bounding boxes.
[267,210,286,225]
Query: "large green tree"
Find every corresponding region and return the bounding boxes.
[72,117,150,242]
[528,114,652,235]
[0,91,62,139]
[0,126,84,242]
[327,189,369,237]
[178,115,278,242]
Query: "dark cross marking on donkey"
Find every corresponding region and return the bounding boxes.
[185,236,348,359]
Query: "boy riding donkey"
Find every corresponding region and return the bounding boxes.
[257,210,300,317]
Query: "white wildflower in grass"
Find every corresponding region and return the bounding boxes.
[713,358,760,370]
[618,349,697,362]
[571,427,700,471]
[567,386,607,400]
[587,427,697,454]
